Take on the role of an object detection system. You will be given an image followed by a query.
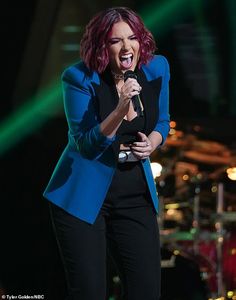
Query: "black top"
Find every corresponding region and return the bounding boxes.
[116,115,145,145]
[104,114,150,208]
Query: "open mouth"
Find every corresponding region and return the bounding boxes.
[119,53,133,69]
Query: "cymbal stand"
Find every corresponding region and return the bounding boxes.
[158,195,164,232]
[192,184,200,255]
[215,182,225,297]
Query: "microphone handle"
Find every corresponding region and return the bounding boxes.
[132,94,143,117]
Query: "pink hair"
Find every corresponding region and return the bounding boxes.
[80,7,156,73]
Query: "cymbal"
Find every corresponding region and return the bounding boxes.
[191,140,230,155]
[160,230,194,241]
[183,150,231,165]
[165,138,189,147]
[160,230,217,241]
[165,131,194,147]
[212,212,236,222]
[166,135,231,158]
[175,161,199,175]
[164,202,190,209]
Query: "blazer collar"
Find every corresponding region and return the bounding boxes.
[133,67,162,135]
[92,66,162,135]
[92,68,118,122]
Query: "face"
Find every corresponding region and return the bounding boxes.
[107,21,140,74]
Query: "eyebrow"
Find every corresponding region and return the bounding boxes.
[109,34,136,41]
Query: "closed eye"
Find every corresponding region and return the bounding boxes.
[108,39,120,45]
[129,35,138,40]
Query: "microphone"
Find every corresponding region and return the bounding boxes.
[124,70,143,117]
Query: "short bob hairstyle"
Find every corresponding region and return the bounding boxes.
[80,7,156,73]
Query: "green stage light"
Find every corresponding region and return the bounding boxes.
[141,0,199,35]
[226,0,236,115]
[193,0,220,115]
[0,81,62,155]
[0,0,207,156]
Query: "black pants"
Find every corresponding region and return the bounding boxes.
[50,162,161,300]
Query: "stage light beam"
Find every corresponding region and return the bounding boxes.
[0,81,62,155]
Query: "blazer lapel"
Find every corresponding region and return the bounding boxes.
[92,68,119,122]
[92,66,162,142]
[92,69,121,161]
[136,68,162,135]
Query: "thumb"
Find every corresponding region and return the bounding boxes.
[137,131,146,142]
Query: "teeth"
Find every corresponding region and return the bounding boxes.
[120,54,132,59]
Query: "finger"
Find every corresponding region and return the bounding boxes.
[123,80,142,92]
[126,90,141,99]
[124,78,139,85]
[137,132,147,142]
[133,138,151,146]
[124,77,136,83]
[132,142,148,148]
[121,90,139,100]
[132,146,150,154]
[132,151,148,159]
[131,146,144,153]
[132,151,151,159]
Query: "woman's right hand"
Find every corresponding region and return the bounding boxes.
[99,78,142,138]
[116,78,142,115]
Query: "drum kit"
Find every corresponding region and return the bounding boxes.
[107,125,236,300]
[156,127,236,300]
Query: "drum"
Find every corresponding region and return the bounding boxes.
[107,246,209,300]
[160,247,208,300]
[198,239,217,293]
[223,229,236,291]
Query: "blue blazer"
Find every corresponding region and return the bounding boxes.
[43,55,170,224]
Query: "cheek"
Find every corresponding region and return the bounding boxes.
[137,47,141,60]
[110,49,120,63]
[108,51,119,68]
[108,48,116,59]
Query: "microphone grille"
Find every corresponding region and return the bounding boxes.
[124,70,137,81]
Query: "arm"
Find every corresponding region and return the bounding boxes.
[147,56,170,151]
[62,65,140,160]
[62,67,114,160]
[152,55,170,146]
[131,56,170,158]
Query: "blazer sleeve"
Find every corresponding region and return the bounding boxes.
[62,65,115,160]
[153,56,170,145]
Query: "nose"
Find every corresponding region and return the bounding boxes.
[122,39,131,51]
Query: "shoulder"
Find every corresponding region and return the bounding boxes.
[141,55,170,81]
[61,61,100,87]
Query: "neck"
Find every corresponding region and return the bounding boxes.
[111,70,124,80]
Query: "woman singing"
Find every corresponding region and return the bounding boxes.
[44,6,170,300]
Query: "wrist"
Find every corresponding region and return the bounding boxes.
[148,131,162,151]
[114,105,127,119]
